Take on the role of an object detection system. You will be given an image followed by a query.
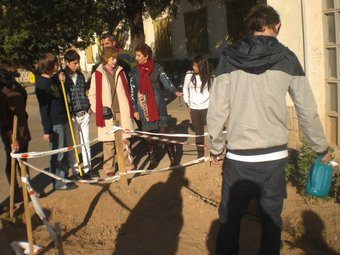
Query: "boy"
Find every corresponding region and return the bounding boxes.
[59,50,98,179]
[36,53,78,190]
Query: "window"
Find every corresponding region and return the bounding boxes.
[184,8,208,55]
[323,1,340,146]
[154,18,172,58]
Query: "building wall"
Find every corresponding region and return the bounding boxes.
[78,0,328,150]
[143,0,228,59]
[268,0,326,148]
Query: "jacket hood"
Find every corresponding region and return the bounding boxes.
[218,36,289,75]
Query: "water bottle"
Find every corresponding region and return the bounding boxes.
[305,156,334,198]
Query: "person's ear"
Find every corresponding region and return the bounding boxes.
[275,22,281,34]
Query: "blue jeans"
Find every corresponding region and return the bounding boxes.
[50,123,70,189]
[216,157,287,255]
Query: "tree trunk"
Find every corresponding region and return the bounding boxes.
[125,0,145,51]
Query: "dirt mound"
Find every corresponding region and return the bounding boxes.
[1,162,339,255]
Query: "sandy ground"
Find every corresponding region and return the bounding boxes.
[0,86,339,254]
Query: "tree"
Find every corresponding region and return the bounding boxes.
[0,0,204,71]
[95,0,183,50]
[0,0,102,72]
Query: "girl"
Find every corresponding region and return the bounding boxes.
[183,55,213,158]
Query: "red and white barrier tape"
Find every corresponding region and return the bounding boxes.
[10,126,121,159]
[11,125,219,159]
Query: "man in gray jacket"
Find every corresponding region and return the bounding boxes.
[207,4,333,255]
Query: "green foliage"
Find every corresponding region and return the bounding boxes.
[0,0,208,71]
[285,140,316,195]
[286,141,339,201]
[0,0,103,71]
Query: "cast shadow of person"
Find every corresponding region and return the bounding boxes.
[113,167,189,255]
[89,141,103,172]
[169,119,192,164]
[296,210,338,255]
[152,117,191,168]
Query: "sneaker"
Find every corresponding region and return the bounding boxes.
[90,171,100,180]
[55,183,78,191]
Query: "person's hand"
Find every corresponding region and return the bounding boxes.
[42,134,52,142]
[175,92,183,97]
[210,153,224,166]
[321,148,334,163]
[134,112,140,120]
[58,72,65,83]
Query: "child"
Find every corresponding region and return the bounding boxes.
[35,53,78,190]
[183,55,213,158]
[59,49,97,179]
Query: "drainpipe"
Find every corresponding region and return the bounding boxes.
[301,0,309,77]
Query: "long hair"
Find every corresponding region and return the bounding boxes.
[190,55,212,93]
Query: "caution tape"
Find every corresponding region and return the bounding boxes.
[124,156,209,175]
[126,130,208,148]
[26,176,60,248]
[10,241,42,255]
[11,125,223,159]
[19,160,119,184]
[8,145,212,253]
[10,126,121,159]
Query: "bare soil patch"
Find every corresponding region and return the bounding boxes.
[1,161,339,255]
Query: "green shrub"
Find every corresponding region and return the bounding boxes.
[286,141,339,201]
[285,140,316,195]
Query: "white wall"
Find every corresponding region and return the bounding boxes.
[268,0,326,125]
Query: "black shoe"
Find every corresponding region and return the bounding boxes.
[90,171,100,180]
[55,183,78,191]
[80,172,92,180]
[69,172,91,181]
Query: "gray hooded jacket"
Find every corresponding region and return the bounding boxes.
[208,36,328,156]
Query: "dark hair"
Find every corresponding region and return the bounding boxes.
[100,32,117,42]
[245,5,280,35]
[38,53,58,74]
[100,48,119,65]
[64,49,80,62]
[190,55,212,93]
[135,43,152,58]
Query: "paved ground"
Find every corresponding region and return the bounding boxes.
[0,85,195,206]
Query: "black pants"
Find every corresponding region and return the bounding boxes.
[190,108,207,156]
[0,127,27,203]
[216,157,287,255]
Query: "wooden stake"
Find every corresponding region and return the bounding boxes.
[9,115,18,220]
[54,222,64,255]
[114,129,128,190]
[19,161,34,255]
